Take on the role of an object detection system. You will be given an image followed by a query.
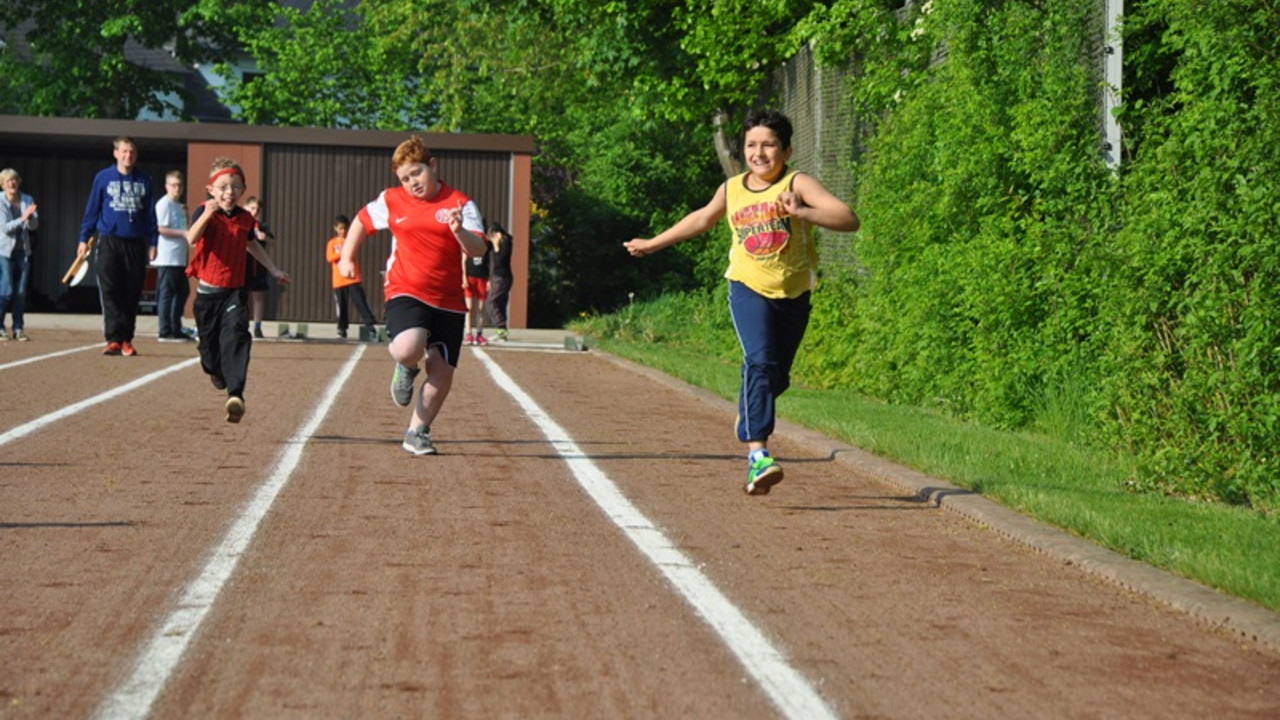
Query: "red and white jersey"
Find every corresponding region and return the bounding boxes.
[357,181,483,313]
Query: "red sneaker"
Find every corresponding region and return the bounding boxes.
[476,333,488,346]
[121,341,138,357]
[104,342,122,356]
[463,333,474,346]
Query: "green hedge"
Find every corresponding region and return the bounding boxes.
[838,0,1280,509]
[587,0,1280,510]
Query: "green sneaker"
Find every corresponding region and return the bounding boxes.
[390,362,420,407]
[745,455,783,495]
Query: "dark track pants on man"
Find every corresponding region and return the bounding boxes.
[96,235,149,343]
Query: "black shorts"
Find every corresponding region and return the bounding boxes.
[384,295,465,367]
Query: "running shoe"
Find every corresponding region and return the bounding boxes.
[158,334,183,343]
[390,362,420,407]
[210,374,227,391]
[14,331,28,342]
[475,332,488,346]
[225,396,245,423]
[121,341,138,357]
[402,425,436,455]
[103,341,123,356]
[463,333,474,346]
[253,327,265,339]
[744,455,784,495]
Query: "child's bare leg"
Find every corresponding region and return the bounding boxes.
[464,297,477,336]
[388,327,429,367]
[412,346,454,429]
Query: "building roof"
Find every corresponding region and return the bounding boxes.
[0,114,535,156]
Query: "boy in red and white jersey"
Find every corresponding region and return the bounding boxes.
[338,135,487,455]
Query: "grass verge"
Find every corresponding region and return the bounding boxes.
[587,335,1280,614]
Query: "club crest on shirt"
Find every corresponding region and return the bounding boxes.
[434,208,453,224]
[733,200,791,257]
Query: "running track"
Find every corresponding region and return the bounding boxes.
[1,328,1277,719]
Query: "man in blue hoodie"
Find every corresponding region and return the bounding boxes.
[78,137,157,356]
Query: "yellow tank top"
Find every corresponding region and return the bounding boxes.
[723,170,818,299]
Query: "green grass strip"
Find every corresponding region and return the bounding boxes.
[594,338,1280,614]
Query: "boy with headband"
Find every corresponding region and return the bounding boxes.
[186,158,291,423]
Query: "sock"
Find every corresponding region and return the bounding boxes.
[748,449,770,464]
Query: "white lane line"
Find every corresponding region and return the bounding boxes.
[0,357,202,448]
[0,343,100,371]
[93,345,367,720]
[473,349,840,720]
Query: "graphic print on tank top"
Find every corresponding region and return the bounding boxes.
[732,199,791,257]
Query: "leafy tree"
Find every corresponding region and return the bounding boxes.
[0,0,269,118]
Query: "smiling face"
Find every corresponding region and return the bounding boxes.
[1,174,18,200]
[742,125,792,186]
[395,159,437,200]
[208,172,245,212]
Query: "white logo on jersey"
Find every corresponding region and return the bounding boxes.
[434,208,453,224]
[395,216,407,224]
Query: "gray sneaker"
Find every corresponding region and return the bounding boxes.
[390,362,420,407]
[402,425,436,455]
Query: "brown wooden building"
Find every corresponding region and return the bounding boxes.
[0,115,534,327]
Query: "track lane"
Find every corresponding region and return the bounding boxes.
[0,338,362,719]
[147,346,783,719]
[488,348,1280,719]
[3,335,1278,719]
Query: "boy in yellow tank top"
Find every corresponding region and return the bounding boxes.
[625,109,859,495]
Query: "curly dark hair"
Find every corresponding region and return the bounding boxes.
[743,108,793,149]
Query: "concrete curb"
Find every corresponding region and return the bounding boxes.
[596,349,1280,654]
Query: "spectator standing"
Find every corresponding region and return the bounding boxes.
[153,170,192,342]
[78,136,157,356]
[462,231,492,345]
[0,168,38,342]
[486,222,514,342]
[242,196,274,338]
[325,214,377,340]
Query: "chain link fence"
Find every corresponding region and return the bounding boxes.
[770,42,863,272]
[769,1,1113,273]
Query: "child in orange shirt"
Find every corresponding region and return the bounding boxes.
[325,214,378,340]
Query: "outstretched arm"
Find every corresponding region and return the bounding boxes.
[247,238,290,285]
[624,183,728,257]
